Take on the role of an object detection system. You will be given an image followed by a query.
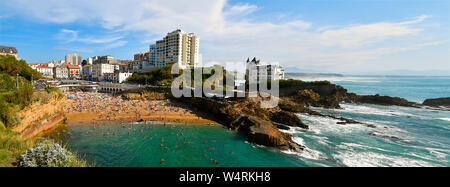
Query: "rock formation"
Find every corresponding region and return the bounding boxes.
[423,97,450,108]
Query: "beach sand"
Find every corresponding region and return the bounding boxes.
[64,92,217,126]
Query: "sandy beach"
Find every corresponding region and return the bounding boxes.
[63,91,217,126]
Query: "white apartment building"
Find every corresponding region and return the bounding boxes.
[92,63,115,81]
[36,66,54,79]
[65,53,82,65]
[149,29,199,69]
[104,72,133,84]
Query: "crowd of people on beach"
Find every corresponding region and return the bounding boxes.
[64,91,196,123]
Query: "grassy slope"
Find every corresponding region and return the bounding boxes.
[0,121,33,167]
[0,55,87,167]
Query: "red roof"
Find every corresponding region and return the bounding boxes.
[67,65,80,69]
[83,65,92,67]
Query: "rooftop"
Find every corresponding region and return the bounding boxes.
[0,46,18,54]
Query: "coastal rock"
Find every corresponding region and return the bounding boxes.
[170,95,305,152]
[269,110,308,129]
[285,89,341,109]
[276,124,291,130]
[353,94,419,107]
[423,97,450,107]
[231,115,304,152]
[278,82,421,108]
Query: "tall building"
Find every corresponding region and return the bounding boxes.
[65,53,82,65]
[149,29,199,69]
[0,45,18,59]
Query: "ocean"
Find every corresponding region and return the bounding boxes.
[61,75,450,167]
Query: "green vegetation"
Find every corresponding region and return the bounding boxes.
[0,55,42,81]
[18,140,89,167]
[0,123,34,167]
[0,55,39,127]
[126,64,178,86]
[45,87,65,99]
[0,74,34,127]
[278,79,331,88]
[0,55,87,167]
[126,64,234,88]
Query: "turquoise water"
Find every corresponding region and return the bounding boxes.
[63,76,450,167]
[65,124,310,167]
[286,74,450,103]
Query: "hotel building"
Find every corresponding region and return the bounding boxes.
[150,29,199,69]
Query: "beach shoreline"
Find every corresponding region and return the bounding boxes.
[63,92,219,126]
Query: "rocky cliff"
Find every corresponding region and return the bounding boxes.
[280,83,421,108]
[12,93,66,139]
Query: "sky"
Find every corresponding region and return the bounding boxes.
[0,0,449,75]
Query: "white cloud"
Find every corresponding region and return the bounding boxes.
[1,0,445,73]
[102,40,128,50]
[56,29,124,44]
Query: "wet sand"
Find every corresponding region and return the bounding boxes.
[64,92,217,126]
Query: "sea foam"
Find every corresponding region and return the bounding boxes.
[439,118,450,122]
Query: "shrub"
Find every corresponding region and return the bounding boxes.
[18,141,88,167]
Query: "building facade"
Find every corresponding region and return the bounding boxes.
[134,52,150,61]
[103,72,133,83]
[67,65,81,79]
[92,63,115,81]
[82,65,93,80]
[245,57,285,83]
[53,66,69,80]
[36,66,54,79]
[65,53,82,65]
[92,55,118,64]
[149,29,199,69]
[0,46,18,59]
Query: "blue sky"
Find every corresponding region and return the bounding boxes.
[0,0,449,75]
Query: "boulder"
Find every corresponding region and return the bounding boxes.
[232,115,304,152]
[269,110,308,129]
